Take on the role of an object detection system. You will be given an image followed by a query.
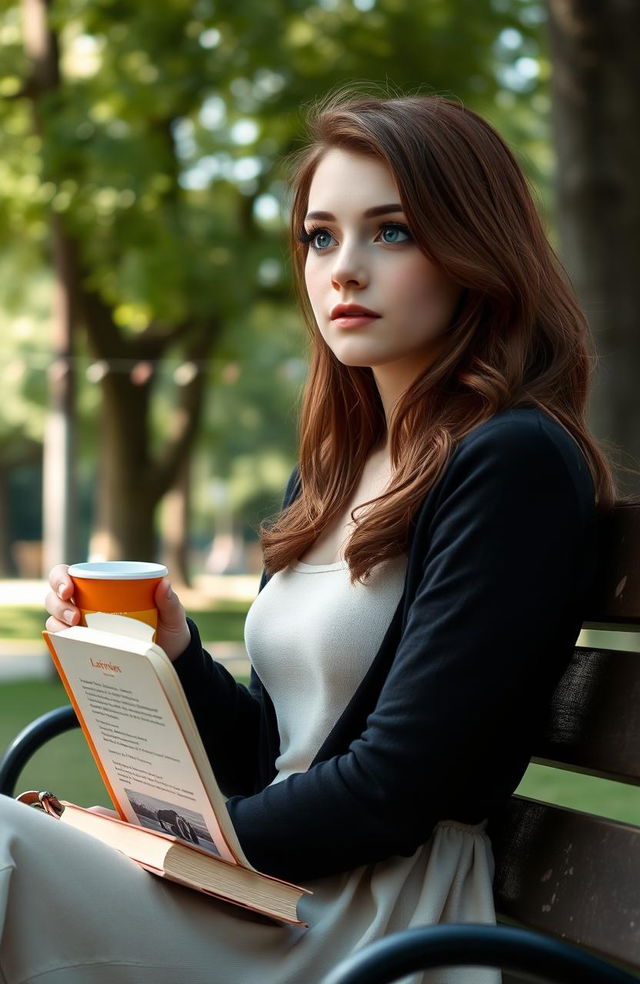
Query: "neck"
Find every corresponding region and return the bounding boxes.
[373,365,419,427]
[372,344,444,426]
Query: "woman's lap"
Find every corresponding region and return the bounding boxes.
[0,795,305,984]
[0,796,499,984]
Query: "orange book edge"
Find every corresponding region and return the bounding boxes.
[61,802,310,927]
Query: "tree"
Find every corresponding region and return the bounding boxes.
[0,0,552,572]
[16,0,225,565]
[546,0,640,493]
[0,265,49,574]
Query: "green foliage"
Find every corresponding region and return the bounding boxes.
[0,264,50,458]
[194,300,305,532]
[0,0,552,534]
[0,0,552,315]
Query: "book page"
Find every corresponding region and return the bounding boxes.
[46,631,238,864]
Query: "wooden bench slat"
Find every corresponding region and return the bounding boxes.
[530,646,640,785]
[491,797,640,969]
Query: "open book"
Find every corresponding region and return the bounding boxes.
[43,614,309,926]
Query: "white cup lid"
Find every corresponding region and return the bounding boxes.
[67,561,168,580]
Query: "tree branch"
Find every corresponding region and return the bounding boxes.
[148,318,221,499]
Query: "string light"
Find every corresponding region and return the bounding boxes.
[130,361,154,386]
[1,354,305,385]
[85,360,109,383]
[2,354,212,381]
[48,358,71,382]
[173,361,198,386]
[221,363,241,384]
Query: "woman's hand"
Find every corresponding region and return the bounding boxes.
[45,564,80,633]
[45,567,191,662]
[152,577,192,661]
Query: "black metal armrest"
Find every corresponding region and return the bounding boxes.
[320,923,638,984]
[0,705,79,796]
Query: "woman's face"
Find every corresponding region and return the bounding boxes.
[303,148,461,388]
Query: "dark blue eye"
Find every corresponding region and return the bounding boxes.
[379,224,411,244]
[297,226,337,250]
[311,229,335,250]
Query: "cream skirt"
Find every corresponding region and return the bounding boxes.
[0,795,499,984]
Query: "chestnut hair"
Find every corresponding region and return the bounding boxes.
[260,91,617,582]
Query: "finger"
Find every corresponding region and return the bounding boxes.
[44,591,80,626]
[45,615,77,633]
[49,564,72,600]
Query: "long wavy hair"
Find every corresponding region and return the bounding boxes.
[260,91,617,582]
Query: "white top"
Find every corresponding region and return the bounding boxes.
[244,555,407,782]
[241,555,498,984]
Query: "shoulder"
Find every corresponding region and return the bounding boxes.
[454,407,592,486]
[427,406,596,526]
[458,406,583,459]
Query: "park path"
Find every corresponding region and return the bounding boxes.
[0,576,256,681]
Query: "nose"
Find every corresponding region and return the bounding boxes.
[331,241,368,291]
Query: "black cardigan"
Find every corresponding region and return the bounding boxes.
[174,407,598,884]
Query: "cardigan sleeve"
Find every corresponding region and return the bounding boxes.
[171,621,263,796]
[224,416,596,883]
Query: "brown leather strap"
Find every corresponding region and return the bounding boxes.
[16,790,65,818]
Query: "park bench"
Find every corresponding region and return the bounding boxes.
[322,503,640,982]
[1,504,639,982]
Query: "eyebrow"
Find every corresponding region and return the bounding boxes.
[304,203,404,221]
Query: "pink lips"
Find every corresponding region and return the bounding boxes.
[330,304,381,329]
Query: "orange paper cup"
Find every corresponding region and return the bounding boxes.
[67,561,168,638]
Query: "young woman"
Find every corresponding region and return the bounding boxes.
[3,91,615,984]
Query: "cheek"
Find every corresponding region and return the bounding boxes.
[304,257,321,308]
[403,261,460,325]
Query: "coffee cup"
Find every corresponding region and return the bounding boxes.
[67,561,168,638]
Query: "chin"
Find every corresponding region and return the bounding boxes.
[329,344,386,368]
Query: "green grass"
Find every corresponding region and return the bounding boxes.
[0,607,46,640]
[516,763,640,826]
[0,678,109,806]
[0,601,250,643]
[183,603,248,642]
[2,677,638,824]
[0,599,251,805]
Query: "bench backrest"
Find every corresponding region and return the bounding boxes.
[490,504,640,971]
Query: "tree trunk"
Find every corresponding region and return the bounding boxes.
[162,456,192,586]
[546,0,640,495]
[42,218,78,571]
[86,328,215,564]
[22,0,79,570]
[90,373,157,561]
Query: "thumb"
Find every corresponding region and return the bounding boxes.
[154,577,186,627]
[154,578,191,660]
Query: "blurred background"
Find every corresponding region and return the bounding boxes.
[0,0,639,814]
